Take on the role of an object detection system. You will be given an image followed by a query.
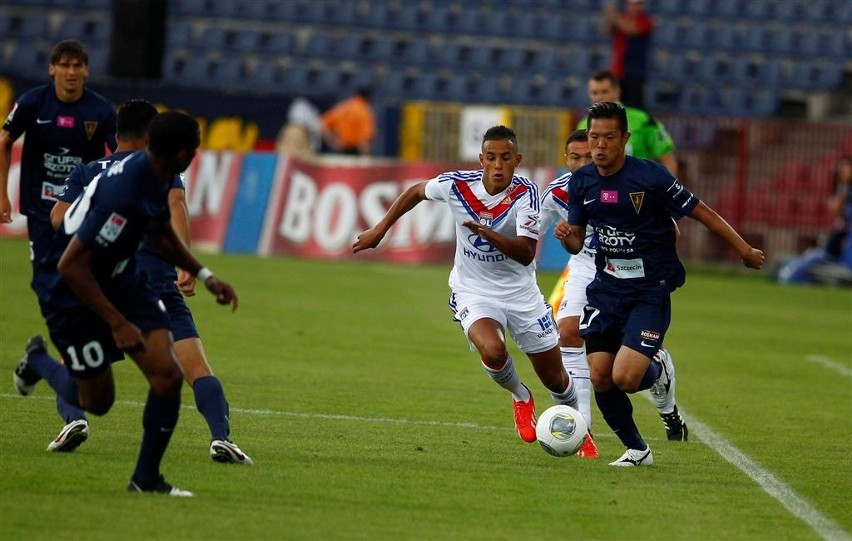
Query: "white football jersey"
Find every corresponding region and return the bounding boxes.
[540,171,596,277]
[424,169,541,298]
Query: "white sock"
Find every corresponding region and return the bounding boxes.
[550,375,578,410]
[481,354,530,402]
[561,346,593,429]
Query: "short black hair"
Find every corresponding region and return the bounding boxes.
[482,125,518,149]
[116,100,158,140]
[147,111,200,157]
[565,129,588,150]
[587,101,628,135]
[50,40,88,65]
[589,69,620,88]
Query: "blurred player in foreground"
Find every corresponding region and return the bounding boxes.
[36,111,237,494]
[15,100,252,464]
[354,125,578,444]
[556,102,763,466]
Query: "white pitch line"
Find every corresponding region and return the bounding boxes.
[4,392,849,539]
[644,394,850,541]
[805,355,852,378]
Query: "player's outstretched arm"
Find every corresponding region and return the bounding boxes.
[0,130,15,223]
[150,221,238,311]
[168,187,197,297]
[352,181,428,253]
[688,201,765,269]
[553,220,584,255]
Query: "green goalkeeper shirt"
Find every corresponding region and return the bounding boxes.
[577,105,676,160]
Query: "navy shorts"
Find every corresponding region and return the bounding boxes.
[45,287,171,379]
[154,279,199,341]
[579,288,671,358]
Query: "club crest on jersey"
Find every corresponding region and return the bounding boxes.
[630,192,645,214]
[57,116,75,128]
[97,212,127,244]
[85,121,98,140]
[479,212,493,227]
[601,190,618,203]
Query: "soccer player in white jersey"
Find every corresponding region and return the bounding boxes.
[353,125,578,444]
[540,129,599,457]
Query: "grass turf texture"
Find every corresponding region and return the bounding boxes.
[0,236,850,540]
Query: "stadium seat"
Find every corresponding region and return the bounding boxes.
[364,35,394,62]
[242,0,271,20]
[652,0,682,16]
[713,0,744,18]
[167,21,194,48]
[743,0,775,20]
[398,39,431,65]
[201,27,227,51]
[11,13,49,39]
[266,32,296,54]
[231,29,263,52]
[211,57,244,85]
[7,43,48,77]
[684,0,712,17]
[171,0,207,16]
[653,21,679,48]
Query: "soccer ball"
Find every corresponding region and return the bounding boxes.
[535,405,588,457]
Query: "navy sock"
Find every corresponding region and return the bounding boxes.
[595,387,647,450]
[28,350,86,421]
[193,376,230,441]
[133,390,180,483]
[636,358,662,392]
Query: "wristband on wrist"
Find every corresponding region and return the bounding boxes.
[197,267,214,282]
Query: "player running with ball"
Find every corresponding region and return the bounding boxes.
[354,125,578,444]
[555,102,763,466]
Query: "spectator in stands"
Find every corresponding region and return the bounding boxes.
[776,156,852,286]
[320,87,376,156]
[602,0,654,109]
[826,156,852,260]
[277,96,321,157]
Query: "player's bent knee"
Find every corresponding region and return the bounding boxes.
[612,372,641,393]
[81,394,114,416]
[148,369,184,396]
[479,348,509,369]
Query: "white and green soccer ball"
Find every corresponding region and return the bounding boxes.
[536,405,588,457]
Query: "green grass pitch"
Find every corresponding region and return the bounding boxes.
[1,236,850,540]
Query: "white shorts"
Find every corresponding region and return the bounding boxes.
[450,287,557,354]
[557,254,596,321]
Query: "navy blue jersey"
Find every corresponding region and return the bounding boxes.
[58,151,185,285]
[39,151,170,309]
[3,85,116,222]
[567,156,700,295]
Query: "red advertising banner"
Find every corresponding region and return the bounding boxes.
[183,150,243,252]
[260,157,467,263]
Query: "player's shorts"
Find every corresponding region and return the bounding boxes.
[449,287,558,354]
[556,265,596,321]
[154,279,199,341]
[45,287,170,379]
[579,287,671,359]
